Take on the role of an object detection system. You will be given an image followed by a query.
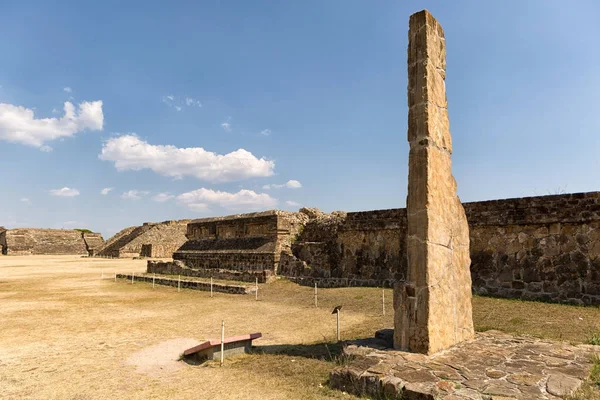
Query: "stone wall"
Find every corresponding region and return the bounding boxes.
[338,210,407,282]
[142,192,600,305]
[2,229,92,255]
[117,273,252,294]
[147,260,273,283]
[171,210,308,274]
[282,192,600,305]
[466,192,600,305]
[280,209,407,283]
[174,251,276,272]
[186,213,278,241]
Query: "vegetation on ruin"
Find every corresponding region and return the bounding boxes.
[568,356,600,400]
[74,228,93,234]
[290,225,304,244]
[590,328,600,346]
[591,356,600,387]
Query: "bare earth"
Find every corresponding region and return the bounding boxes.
[2,256,600,399]
[0,256,387,400]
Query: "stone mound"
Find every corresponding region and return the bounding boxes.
[97,220,190,258]
[1,228,103,256]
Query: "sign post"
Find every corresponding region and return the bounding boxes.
[332,306,342,342]
[220,320,225,367]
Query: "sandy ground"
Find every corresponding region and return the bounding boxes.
[4,256,599,400]
[0,255,389,399]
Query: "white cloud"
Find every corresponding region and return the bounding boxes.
[49,187,80,197]
[40,145,53,153]
[259,129,271,136]
[285,200,301,207]
[153,192,174,202]
[185,97,202,107]
[20,197,31,203]
[121,190,149,200]
[221,122,231,132]
[163,95,202,110]
[100,187,114,195]
[162,95,177,110]
[63,87,72,93]
[0,100,103,148]
[262,180,302,190]
[177,188,277,212]
[286,180,302,189]
[187,203,210,212]
[99,134,275,183]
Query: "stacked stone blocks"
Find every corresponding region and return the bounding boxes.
[394,10,474,354]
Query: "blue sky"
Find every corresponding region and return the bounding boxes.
[1,0,599,238]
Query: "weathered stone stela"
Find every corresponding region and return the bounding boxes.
[393,10,474,354]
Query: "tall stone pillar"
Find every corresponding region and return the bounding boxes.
[393,10,474,354]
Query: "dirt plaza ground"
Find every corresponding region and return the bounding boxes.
[1,256,599,399]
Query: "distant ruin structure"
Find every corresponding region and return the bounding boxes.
[148,211,307,282]
[96,220,190,258]
[82,232,104,256]
[0,228,104,256]
[0,227,7,255]
[143,189,600,306]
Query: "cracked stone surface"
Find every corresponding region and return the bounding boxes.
[330,330,600,399]
[394,9,474,354]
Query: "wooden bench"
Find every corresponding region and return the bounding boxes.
[183,333,262,362]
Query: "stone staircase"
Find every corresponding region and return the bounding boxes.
[96,224,154,257]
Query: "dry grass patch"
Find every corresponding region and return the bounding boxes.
[473,295,600,344]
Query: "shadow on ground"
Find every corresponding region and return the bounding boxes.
[253,328,392,362]
[253,341,346,362]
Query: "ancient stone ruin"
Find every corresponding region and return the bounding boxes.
[0,226,6,255]
[82,232,104,256]
[142,188,600,305]
[96,219,190,258]
[148,211,307,282]
[394,9,474,354]
[0,228,104,256]
[279,192,600,304]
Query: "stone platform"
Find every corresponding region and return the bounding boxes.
[116,274,255,295]
[330,330,599,399]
